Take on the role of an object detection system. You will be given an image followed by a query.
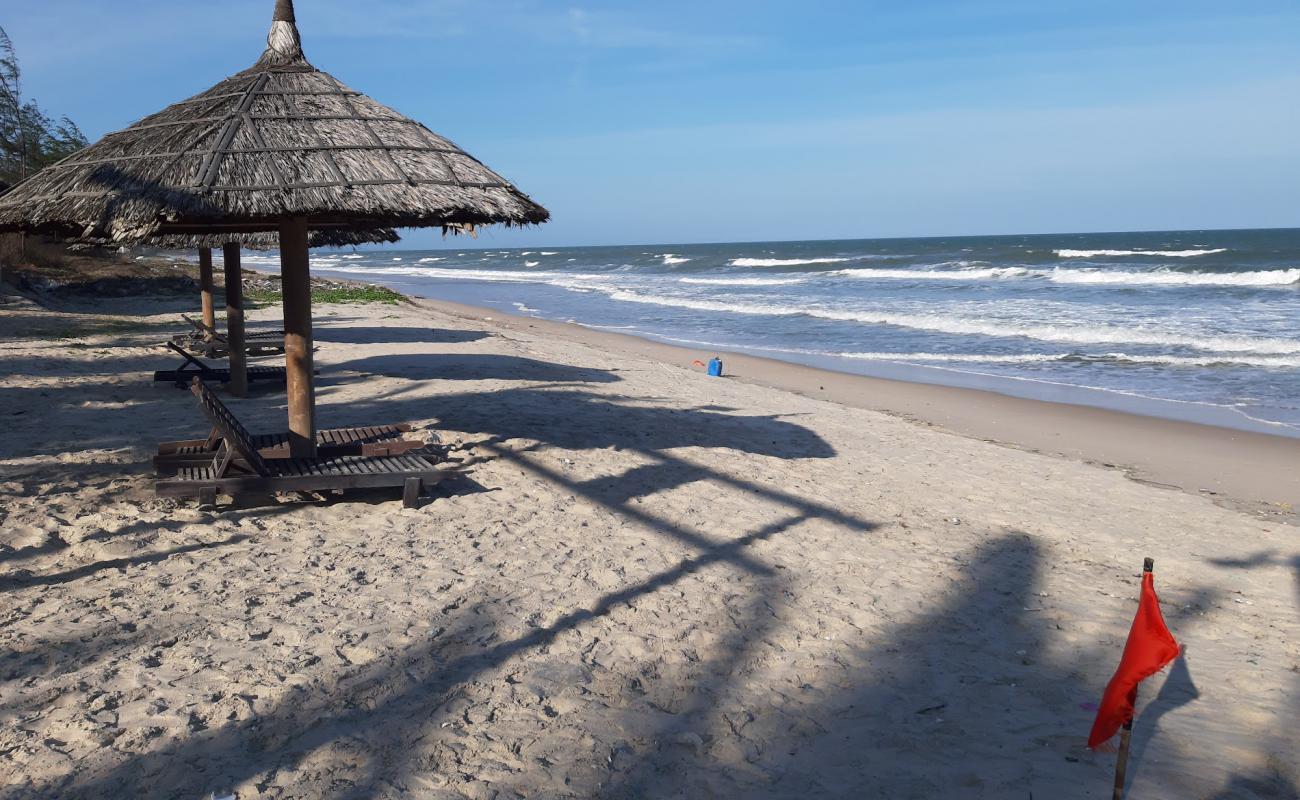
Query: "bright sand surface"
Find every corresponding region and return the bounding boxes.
[0,290,1296,798]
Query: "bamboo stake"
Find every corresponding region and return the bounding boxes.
[1112,556,1154,800]
[1112,720,1133,800]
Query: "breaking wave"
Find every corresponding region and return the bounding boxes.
[834,266,1032,281]
[1055,248,1227,258]
[831,264,1297,287]
[1047,268,1299,287]
[836,351,1300,368]
[679,277,806,286]
[602,290,1300,355]
[730,257,853,267]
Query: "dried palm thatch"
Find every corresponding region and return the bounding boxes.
[143,227,400,251]
[0,0,548,243]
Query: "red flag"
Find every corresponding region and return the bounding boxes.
[1088,570,1179,749]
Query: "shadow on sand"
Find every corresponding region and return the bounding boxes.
[312,325,490,346]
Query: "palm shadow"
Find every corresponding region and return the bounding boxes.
[1125,649,1199,782]
[353,386,835,461]
[331,354,621,383]
[1199,551,1300,798]
[312,325,489,345]
[0,534,251,593]
[10,334,873,797]
[622,534,1056,796]
[25,499,858,798]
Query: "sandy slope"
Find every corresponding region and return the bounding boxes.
[0,292,1296,799]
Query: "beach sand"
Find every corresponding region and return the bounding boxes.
[1,289,1296,798]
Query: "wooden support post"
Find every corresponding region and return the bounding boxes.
[279,217,316,457]
[222,243,248,398]
[198,247,216,337]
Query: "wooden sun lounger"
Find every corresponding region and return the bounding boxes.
[173,314,285,358]
[153,422,428,473]
[181,313,284,342]
[156,380,449,508]
[153,341,289,387]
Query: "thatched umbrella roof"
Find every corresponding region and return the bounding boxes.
[0,0,549,242]
[141,227,400,251]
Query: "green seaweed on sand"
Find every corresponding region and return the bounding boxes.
[245,284,404,307]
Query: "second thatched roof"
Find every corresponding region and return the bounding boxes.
[0,0,549,244]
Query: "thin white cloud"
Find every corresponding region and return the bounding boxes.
[548,5,758,51]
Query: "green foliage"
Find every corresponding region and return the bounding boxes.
[0,26,89,186]
[313,284,405,304]
[245,283,404,307]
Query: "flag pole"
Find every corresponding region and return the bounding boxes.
[1112,721,1133,800]
[1112,556,1154,800]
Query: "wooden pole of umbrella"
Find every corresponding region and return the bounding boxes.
[198,246,216,339]
[279,216,316,457]
[221,243,248,398]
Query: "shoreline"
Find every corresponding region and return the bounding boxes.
[408,295,1300,516]
[244,255,1300,441]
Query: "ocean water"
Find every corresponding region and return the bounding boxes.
[239,228,1300,437]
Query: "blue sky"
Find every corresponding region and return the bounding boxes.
[6,1,1299,248]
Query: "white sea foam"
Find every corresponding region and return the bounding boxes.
[837,352,1065,364]
[524,261,541,267]
[836,351,1300,368]
[730,257,852,267]
[602,290,1300,355]
[660,254,692,265]
[630,330,1300,370]
[341,254,365,259]
[319,265,558,283]
[833,266,1031,281]
[541,251,559,256]
[315,265,612,291]
[1047,268,1300,287]
[829,264,1298,287]
[679,277,806,286]
[417,257,444,264]
[310,261,1300,357]
[1055,248,1227,258]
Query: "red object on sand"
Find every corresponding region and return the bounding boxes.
[1088,571,1179,749]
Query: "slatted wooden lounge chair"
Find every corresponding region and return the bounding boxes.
[154,422,430,473]
[156,379,448,508]
[172,314,285,358]
[153,341,290,388]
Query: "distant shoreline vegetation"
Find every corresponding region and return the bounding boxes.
[0,26,89,188]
